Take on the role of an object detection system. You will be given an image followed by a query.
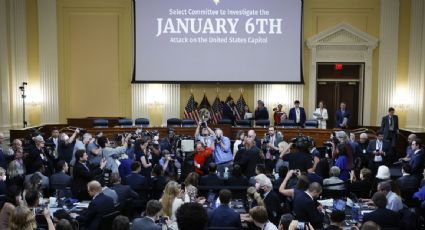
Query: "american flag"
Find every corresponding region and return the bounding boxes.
[199,94,211,111]
[236,93,246,120]
[211,96,223,124]
[184,94,200,123]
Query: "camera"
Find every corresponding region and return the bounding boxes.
[200,121,207,129]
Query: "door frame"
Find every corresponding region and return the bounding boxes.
[306,23,378,126]
[316,63,365,126]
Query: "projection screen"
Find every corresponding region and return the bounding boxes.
[133,0,303,83]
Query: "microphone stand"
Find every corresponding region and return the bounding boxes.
[19,82,28,128]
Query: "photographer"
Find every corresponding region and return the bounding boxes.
[70,132,93,166]
[57,129,79,165]
[331,131,354,171]
[281,137,313,173]
[160,128,175,153]
[131,199,172,230]
[262,127,283,172]
[135,137,153,181]
[213,128,232,176]
[160,149,181,179]
[26,136,54,176]
[97,134,131,173]
[195,121,215,149]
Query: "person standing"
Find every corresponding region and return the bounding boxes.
[254,100,269,120]
[380,107,399,149]
[313,101,328,129]
[288,100,306,127]
[335,102,350,128]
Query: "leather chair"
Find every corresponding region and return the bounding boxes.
[134,118,150,127]
[167,118,182,127]
[93,119,108,128]
[182,119,196,127]
[118,118,133,127]
[255,119,270,127]
[304,119,319,128]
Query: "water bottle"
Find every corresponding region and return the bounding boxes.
[224,167,229,179]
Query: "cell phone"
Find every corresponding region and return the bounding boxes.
[296,222,309,230]
[158,216,168,225]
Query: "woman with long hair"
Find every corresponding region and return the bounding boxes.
[246,186,265,209]
[9,206,54,230]
[183,172,199,203]
[0,185,22,229]
[134,138,152,181]
[160,181,184,229]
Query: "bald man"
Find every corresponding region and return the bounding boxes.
[74,180,115,230]
[400,134,417,162]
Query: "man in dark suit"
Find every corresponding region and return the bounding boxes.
[71,149,106,201]
[366,131,391,172]
[234,139,264,178]
[110,172,138,203]
[397,163,420,191]
[50,160,72,191]
[256,174,281,225]
[50,160,72,197]
[73,181,115,230]
[292,182,324,229]
[409,138,425,179]
[132,200,172,230]
[288,100,306,127]
[200,163,224,186]
[254,100,269,120]
[363,192,400,228]
[124,161,148,192]
[335,102,350,128]
[380,107,399,148]
[208,189,242,228]
[222,97,236,125]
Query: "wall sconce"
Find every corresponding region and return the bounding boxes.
[146,84,165,106]
[26,85,42,106]
[394,88,411,111]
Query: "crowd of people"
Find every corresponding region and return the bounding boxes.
[0,105,422,230]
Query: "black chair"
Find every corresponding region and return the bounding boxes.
[218,119,232,125]
[401,190,420,207]
[134,118,150,127]
[235,119,251,127]
[280,119,297,128]
[255,119,270,127]
[118,118,133,127]
[182,119,196,127]
[93,119,108,128]
[208,227,241,230]
[167,118,182,127]
[304,119,319,128]
[98,211,121,230]
[322,189,347,199]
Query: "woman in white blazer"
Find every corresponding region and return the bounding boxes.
[313,101,328,129]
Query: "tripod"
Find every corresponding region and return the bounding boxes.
[19,82,27,128]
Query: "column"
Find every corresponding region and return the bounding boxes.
[38,0,59,124]
[8,0,29,128]
[406,0,425,128]
[376,0,399,125]
[0,0,11,132]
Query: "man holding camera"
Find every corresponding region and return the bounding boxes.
[213,128,232,176]
[262,127,283,172]
[195,121,215,149]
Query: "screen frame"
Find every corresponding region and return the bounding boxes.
[131,0,305,84]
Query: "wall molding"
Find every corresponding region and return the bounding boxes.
[306,22,378,126]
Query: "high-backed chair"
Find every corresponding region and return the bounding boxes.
[93,119,108,128]
[235,119,251,127]
[167,118,182,127]
[255,119,270,127]
[182,119,196,127]
[280,119,297,128]
[304,120,319,128]
[118,118,133,127]
[134,118,150,127]
[218,119,232,125]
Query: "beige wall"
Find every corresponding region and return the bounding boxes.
[19,0,415,128]
[57,0,133,122]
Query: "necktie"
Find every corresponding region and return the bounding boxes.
[296,109,300,123]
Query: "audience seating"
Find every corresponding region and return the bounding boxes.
[218,119,232,125]
[235,119,251,127]
[167,118,182,127]
[304,119,319,128]
[98,211,121,230]
[280,119,297,128]
[134,118,150,127]
[93,119,109,128]
[118,118,133,127]
[182,119,196,127]
[255,119,270,127]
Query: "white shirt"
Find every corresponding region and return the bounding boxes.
[262,222,278,230]
[296,108,300,123]
[374,140,383,162]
